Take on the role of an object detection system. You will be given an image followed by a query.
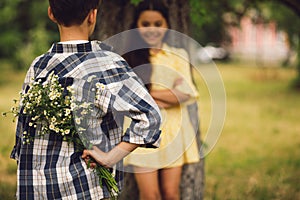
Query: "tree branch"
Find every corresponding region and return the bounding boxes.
[276,0,300,17]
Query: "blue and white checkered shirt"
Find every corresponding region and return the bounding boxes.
[10,41,161,199]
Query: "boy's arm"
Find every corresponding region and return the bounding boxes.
[108,58,162,148]
[82,142,139,168]
[82,54,161,167]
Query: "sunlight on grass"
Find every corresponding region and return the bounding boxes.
[0,63,25,200]
[202,63,300,200]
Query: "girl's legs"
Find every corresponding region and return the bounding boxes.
[134,167,161,200]
[160,166,182,200]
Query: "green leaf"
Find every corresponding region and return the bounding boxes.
[130,0,143,6]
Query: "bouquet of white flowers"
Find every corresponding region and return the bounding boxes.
[3,72,119,197]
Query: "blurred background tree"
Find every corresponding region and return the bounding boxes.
[96,0,300,88]
[1,0,299,87]
[0,0,58,70]
[0,1,298,69]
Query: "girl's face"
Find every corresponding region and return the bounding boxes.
[137,10,168,48]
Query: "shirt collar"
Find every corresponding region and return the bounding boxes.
[49,40,104,53]
[58,40,89,44]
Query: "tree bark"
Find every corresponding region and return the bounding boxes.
[92,0,135,40]
[93,0,191,40]
[165,0,190,34]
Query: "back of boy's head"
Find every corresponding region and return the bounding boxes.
[49,0,101,27]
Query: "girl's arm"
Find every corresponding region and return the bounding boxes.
[150,87,190,107]
[154,99,173,109]
[150,77,190,107]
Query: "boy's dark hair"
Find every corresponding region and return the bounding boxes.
[49,0,101,27]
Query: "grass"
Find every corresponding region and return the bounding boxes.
[0,61,299,199]
[0,62,25,200]
[199,63,300,200]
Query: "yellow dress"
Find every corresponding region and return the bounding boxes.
[124,43,200,169]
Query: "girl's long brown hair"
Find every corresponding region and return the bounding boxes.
[122,0,169,91]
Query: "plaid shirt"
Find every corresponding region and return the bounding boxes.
[10,41,161,200]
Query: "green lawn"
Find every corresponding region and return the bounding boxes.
[200,63,300,200]
[0,62,299,199]
[0,62,24,200]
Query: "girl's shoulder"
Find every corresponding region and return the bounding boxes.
[163,43,189,60]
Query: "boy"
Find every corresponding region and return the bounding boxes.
[10,0,161,199]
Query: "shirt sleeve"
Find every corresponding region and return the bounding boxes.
[99,55,162,148]
[112,76,162,148]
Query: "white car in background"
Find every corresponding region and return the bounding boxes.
[197,45,229,63]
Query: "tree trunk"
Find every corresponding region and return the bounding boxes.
[93,1,205,199]
[164,0,190,34]
[93,0,190,40]
[92,0,135,41]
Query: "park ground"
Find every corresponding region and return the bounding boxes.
[0,61,299,200]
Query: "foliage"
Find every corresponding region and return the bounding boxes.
[257,1,300,68]
[130,0,143,6]
[0,0,58,70]
[188,0,300,85]
[14,22,54,70]
[0,0,22,57]
[259,1,300,83]
[188,0,299,48]
[0,0,299,84]
[262,2,300,48]
[188,0,251,45]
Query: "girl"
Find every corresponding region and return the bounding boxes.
[123,0,200,199]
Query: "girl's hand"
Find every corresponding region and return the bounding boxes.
[154,99,173,109]
[173,77,183,88]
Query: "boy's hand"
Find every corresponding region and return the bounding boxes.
[81,142,139,169]
[82,150,97,169]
